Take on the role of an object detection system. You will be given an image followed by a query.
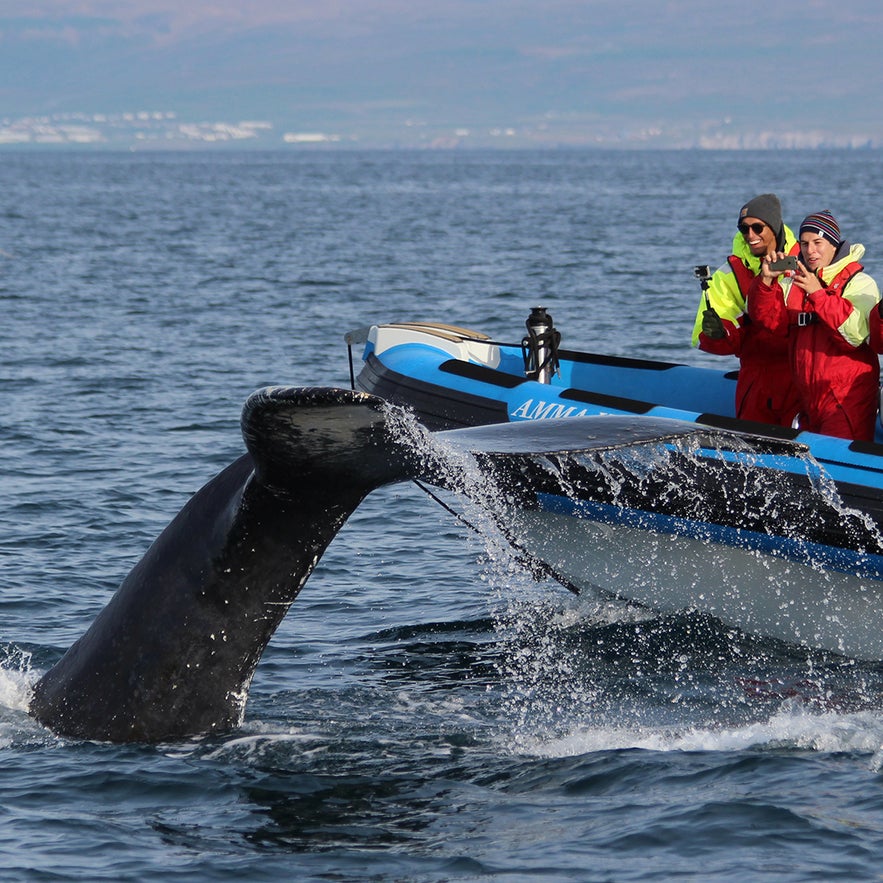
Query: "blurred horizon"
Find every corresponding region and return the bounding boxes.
[2,1,882,150]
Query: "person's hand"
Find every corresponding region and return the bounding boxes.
[701,308,725,339]
[760,251,786,286]
[790,262,823,294]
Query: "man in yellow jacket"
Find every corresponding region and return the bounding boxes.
[691,193,801,426]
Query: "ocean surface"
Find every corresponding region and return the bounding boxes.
[3,148,883,881]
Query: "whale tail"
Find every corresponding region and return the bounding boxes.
[30,386,813,742]
[30,388,413,743]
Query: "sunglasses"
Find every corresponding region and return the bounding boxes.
[738,221,767,235]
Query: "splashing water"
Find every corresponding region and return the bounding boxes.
[0,645,37,713]
[381,405,883,759]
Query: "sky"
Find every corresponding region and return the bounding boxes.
[2,0,883,148]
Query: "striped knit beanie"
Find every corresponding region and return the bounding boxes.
[799,210,841,247]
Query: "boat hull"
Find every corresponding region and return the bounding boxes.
[349,322,883,659]
[506,506,883,659]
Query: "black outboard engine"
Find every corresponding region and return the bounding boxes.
[522,306,561,384]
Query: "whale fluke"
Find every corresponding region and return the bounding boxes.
[30,388,410,743]
[29,385,811,742]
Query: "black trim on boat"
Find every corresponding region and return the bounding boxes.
[698,415,883,463]
[439,359,526,389]
[849,439,883,458]
[559,387,654,415]
[556,348,682,372]
[358,353,509,431]
[696,413,801,441]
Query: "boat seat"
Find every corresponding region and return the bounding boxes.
[386,322,490,342]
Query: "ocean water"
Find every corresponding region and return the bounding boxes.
[3,149,883,881]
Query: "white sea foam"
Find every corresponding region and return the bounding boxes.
[176,724,332,763]
[0,650,56,746]
[0,648,38,714]
[518,705,883,759]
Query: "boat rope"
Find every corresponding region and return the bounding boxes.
[411,478,580,595]
[347,342,357,390]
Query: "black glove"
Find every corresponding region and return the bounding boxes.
[701,308,726,340]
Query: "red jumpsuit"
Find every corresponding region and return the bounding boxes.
[748,250,880,441]
[695,254,801,425]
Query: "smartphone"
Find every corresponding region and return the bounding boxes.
[768,255,798,273]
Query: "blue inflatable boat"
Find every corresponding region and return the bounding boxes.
[345,311,883,660]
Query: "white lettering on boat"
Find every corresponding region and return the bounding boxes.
[510,399,590,420]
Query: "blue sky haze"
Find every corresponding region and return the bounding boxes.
[2,1,882,147]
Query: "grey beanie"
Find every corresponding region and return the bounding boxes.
[738,193,783,236]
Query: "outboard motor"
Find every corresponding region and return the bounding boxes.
[522,306,560,384]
